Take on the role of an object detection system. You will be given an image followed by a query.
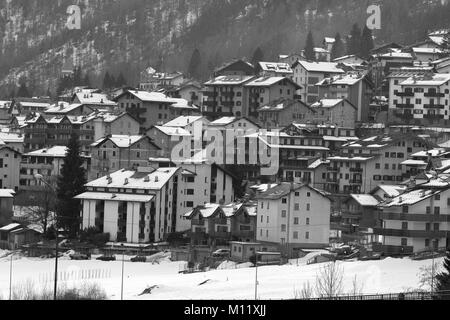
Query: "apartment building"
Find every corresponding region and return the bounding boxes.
[258,99,315,129]
[310,99,357,128]
[375,174,450,254]
[391,73,450,126]
[89,135,161,180]
[19,146,90,192]
[316,73,373,122]
[146,126,191,159]
[0,146,21,191]
[256,62,294,78]
[291,61,344,103]
[325,134,435,195]
[202,75,255,118]
[256,183,331,257]
[184,202,256,246]
[244,77,300,119]
[75,167,181,243]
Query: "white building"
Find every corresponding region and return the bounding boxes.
[75,167,181,243]
[256,182,331,257]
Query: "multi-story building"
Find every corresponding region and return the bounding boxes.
[146,126,192,159]
[165,81,203,107]
[258,99,315,129]
[310,99,357,128]
[391,73,450,126]
[244,77,300,119]
[325,133,436,195]
[213,59,255,77]
[89,135,161,180]
[256,62,294,78]
[256,182,331,257]
[75,167,181,243]
[291,61,344,103]
[316,73,373,122]
[19,146,90,192]
[202,75,255,118]
[375,173,450,254]
[0,146,21,191]
[184,202,256,246]
[72,91,117,111]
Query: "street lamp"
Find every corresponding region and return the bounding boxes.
[120,243,125,300]
[34,174,59,300]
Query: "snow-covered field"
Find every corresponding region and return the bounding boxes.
[0,250,442,300]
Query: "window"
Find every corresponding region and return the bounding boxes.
[294,218,299,225]
[261,202,264,209]
[281,225,287,232]
[401,238,408,246]
[261,215,263,223]
[434,207,440,215]
[435,194,441,201]
[293,232,299,239]
[267,216,269,223]
[266,230,269,237]
[305,232,310,240]
[426,207,431,214]
[307,192,311,197]
[402,206,408,213]
[434,223,440,231]
[295,192,300,197]
[375,163,380,169]
[282,198,287,204]
[294,204,300,211]
[281,210,287,218]
[306,204,311,211]
[306,218,310,225]
[186,201,194,208]
[402,222,408,230]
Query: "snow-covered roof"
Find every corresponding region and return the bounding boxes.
[45,102,83,114]
[75,92,116,106]
[380,189,440,208]
[85,167,179,190]
[163,116,206,128]
[376,185,407,198]
[308,159,330,169]
[379,52,413,59]
[412,47,443,54]
[0,223,21,232]
[324,37,335,44]
[311,99,349,109]
[411,149,445,158]
[244,76,298,87]
[296,61,344,73]
[170,98,199,110]
[400,73,450,86]
[25,146,68,157]
[250,184,279,193]
[0,132,24,143]
[75,192,155,203]
[350,194,380,207]
[316,73,366,86]
[205,75,255,86]
[401,159,428,166]
[314,47,329,53]
[154,126,191,137]
[91,135,147,148]
[258,62,293,74]
[328,156,374,162]
[18,102,51,109]
[124,90,178,103]
[0,189,15,198]
[209,117,244,126]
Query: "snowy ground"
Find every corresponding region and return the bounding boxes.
[0,250,442,300]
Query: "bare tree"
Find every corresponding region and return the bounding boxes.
[315,262,344,298]
[349,275,365,296]
[418,262,441,292]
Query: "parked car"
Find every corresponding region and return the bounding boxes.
[70,253,90,260]
[96,255,116,261]
[212,249,231,258]
[131,256,147,262]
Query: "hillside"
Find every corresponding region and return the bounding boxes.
[0,0,449,96]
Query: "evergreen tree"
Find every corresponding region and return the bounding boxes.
[360,26,375,59]
[347,23,362,56]
[73,66,83,86]
[56,133,87,238]
[187,48,202,80]
[116,72,127,87]
[251,46,264,68]
[17,83,31,97]
[331,32,345,60]
[83,74,91,87]
[9,86,16,99]
[304,30,315,61]
[436,248,450,299]
[103,71,113,89]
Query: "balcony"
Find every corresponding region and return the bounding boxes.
[379,212,450,222]
[221,101,234,108]
[203,91,218,98]
[395,91,414,97]
[373,228,449,238]
[191,219,205,226]
[221,92,235,98]
[203,100,217,108]
[326,178,339,184]
[327,166,339,172]
[349,179,363,185]
[424,114,444,120]
[424,104,444,109]
[396,103,414,109]
[424,92,445,98]
[350,168,363,173]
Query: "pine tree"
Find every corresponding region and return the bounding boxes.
[436,248,450,299]
[56,133,87,238]
[251,47,264,68]
[187,48,202,80]
[73,66,83,86]
[347,23,362,56]
[331,33,345,60]
[304,30,315,61]
[83,74,91,87]
[17,83,31,97]
[103,71,112,89]
[116,72,127,87]
[360,26,374,59]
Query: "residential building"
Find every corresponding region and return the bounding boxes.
[89,135,161,180]
[19,146,90,192]
[279,53,304,66]
[258,99,315,129]
[75,167,181,243]
[432,57,450,73]
[0,146,21,191]
[256,183,331,257]
[0,223,41,250]
[140,72,185,91]
[310,99,357,128]
[213,59,255,77]
[45,102,95,117]
[314,47,331,62]
[375,173,450,254]
[325,134,436,195]
[165,80,203,107]
[411,47,443,63]
[291,61,344,103]
[332,55,367,65]
[244,77,301,119]
[9,98,51,116]
[146,126,192,159]
[72,91,117,111]
[316,73,373,122]
[256,62,294,78]
[184,202,256,246]
[391,73,450,126]
[0,189,16,227]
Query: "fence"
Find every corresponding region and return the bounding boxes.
[37,269,112,285]
[308,290,450,300]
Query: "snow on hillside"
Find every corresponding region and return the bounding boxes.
[0,253,442,300]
